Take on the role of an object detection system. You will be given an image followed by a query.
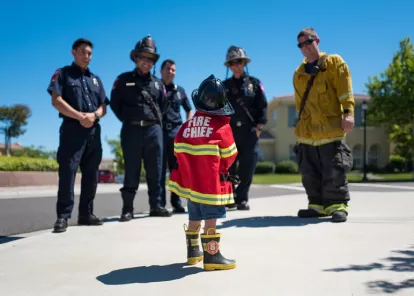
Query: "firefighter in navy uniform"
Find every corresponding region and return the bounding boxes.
[47,38,109,233]
[110,35,172,221]
[159,59,193,213]
[223,45,268,211]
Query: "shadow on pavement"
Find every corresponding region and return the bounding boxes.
[0,236,24,245]
[324,246,414,294]
[218,216,329,229]
[96,262,202,285]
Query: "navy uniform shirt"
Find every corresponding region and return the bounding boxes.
[47,63,109,121]
[110,70,166,123]
[223,74,268,127]
[163,84,192,125]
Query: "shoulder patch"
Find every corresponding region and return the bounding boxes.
[259,82,265,93]
[50,69,60,83]
[112,78,119,90]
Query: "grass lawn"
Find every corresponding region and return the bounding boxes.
[252,172,414,184]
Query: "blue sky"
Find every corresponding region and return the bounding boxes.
[0,0,412,158]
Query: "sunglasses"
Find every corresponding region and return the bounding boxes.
[297,38,315,49]
[136,55,155,63]
[229,59,243,66]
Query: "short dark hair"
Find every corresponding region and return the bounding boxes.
[297,28,318,40]
[161,59,175,70]
[72,38,93,50]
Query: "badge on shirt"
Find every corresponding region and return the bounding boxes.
[93,77,99,86]
[126,82,136,86]
[248,83,253,92]
[176,91,181,100]
[154,81,160,90]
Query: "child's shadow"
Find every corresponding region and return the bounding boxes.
[217,216,329,229]
[96,263,202,285]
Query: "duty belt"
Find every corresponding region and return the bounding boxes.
[234,121,256,132]
[127,120,158,127]
[164,122,180,131]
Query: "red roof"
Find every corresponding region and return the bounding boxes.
[0,143,24,149]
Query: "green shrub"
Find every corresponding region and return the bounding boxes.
[254,161,275,174]
[386,154,407,172]
[275,160,299,174]
[0,156,59,171]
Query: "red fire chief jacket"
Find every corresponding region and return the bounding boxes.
[168,111,238,206]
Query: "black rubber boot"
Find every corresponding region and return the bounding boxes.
[184,225,203,265]
[200,229,236,271]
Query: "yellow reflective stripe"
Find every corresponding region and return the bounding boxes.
[168,181,234,206]
[308,204,326,214]
[190,239,199,246]
[220,143,237,158]
[338,92,353,101]
[174,143,219,156]
[324,204,348,215]
[297,136,344,146]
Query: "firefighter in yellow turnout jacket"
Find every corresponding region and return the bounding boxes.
[293,28,354,223]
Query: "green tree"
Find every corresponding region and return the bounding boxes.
[389,124,413,160]
[365,37,414,161]
[106,136,124,174]
[12,145,57,159]
[0,104,31,156]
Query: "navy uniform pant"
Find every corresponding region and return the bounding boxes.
[160,126,183,208]
[56,122,102,219]
[120,123,163,213]
[228,125,259,203]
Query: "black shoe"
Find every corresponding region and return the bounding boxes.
[149,207,172,217]
[120,212,134,222]
[53,218,68,233]
[226,203,237,209]
[332,211,347,223]
[298,209,328,218]
[77,214,104,226]
[237,201,250,211]
[173,206,186,213]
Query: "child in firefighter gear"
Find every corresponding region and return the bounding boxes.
[168,74,238,271]
[293,27,355,223]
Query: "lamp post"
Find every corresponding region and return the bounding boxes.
[361,101,368,181]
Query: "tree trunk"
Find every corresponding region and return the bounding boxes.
[5,127,10,157]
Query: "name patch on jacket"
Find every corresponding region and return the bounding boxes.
[183,116,213,138]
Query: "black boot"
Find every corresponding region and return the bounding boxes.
[184,224,203,265]
[120,212,134,222]
[200,229,236,271]
[53,218,68,233]
[332,211,347,223]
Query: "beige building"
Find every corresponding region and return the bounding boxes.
[258,94,391,169]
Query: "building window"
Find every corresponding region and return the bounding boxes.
[288,106,298,127]
[273,110,277,121]
[368,144,379,167]
[353,144,362,169]
[289,144,296,161]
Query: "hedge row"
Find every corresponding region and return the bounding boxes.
[0,156,59,172]
[0,156,300,174]
[254,160,299,174]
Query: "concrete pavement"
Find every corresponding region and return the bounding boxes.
[0,189,413,296]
